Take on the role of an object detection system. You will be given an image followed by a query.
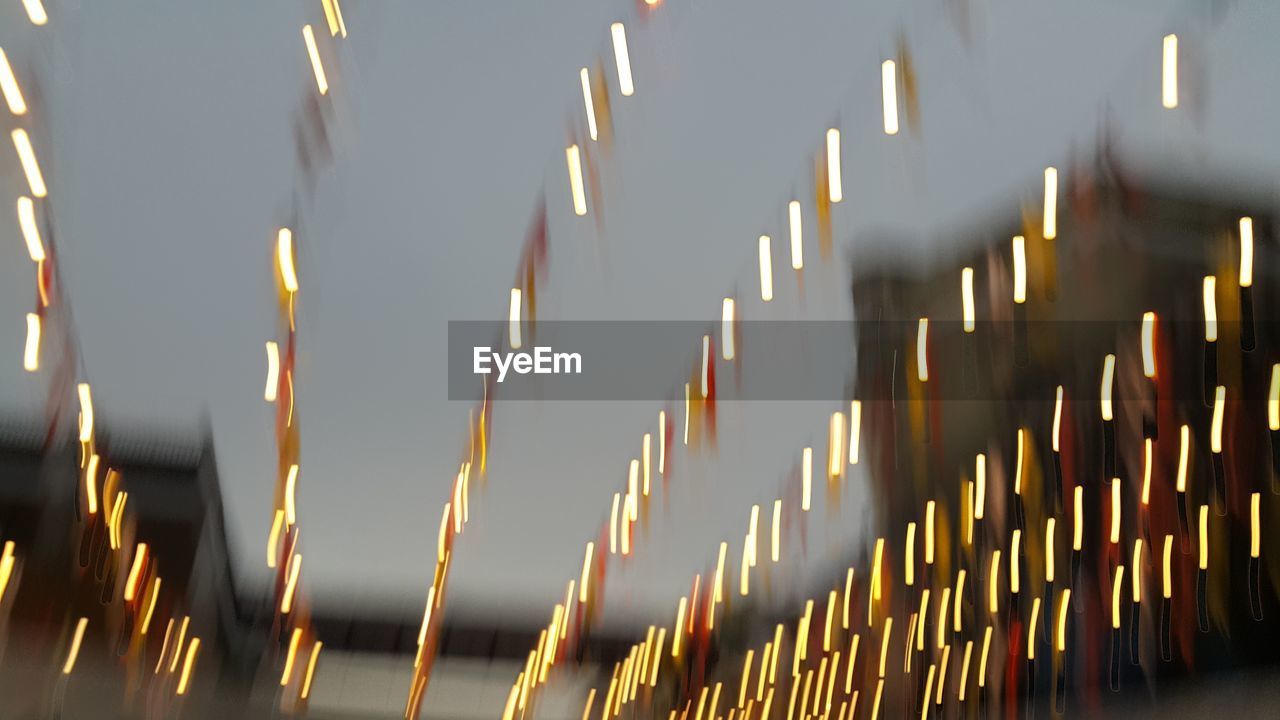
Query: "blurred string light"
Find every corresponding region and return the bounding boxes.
[176,638,201,696]
[17,196,44,261]
[1043,167,1058,239]
[826,129,842,202]
[320,0,348,38]
[1012,236,1026,303]
[264,342,280,401]
[1142,312,1157,378]
[21,0,47,26]
[23,313,40,372]
[1203,275,1218,342]
[961,267,975,332]
[277,229,299,293]
[0,48,27,115]
[62,617,88,675]
[1239,217,1254,287]
[788,201,804,270]
[880,60,898,135]
[566,145,587,216]
[508,288,523,349]
[916,318,928,382]
[610,23,634,97]
[1162,34,1178,109]
[302,25,329,95]
[11,129,47,197]
[580,68,599,141]
[722,298,736,361]
[758,235,774,302]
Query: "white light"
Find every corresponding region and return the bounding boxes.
[1012,236,1026,304]
[610,23,634,97]
[580,69,598,141]
[566,145,587,216]
[826,129,842,203]
[1162,34,1178,109]
[881,60,899,135]
[721,298,735,361]
[961,268,975,333]
[758,236,774,302]
[508,288,522,350]
[788,201,803,270]
[1043,168,1058,240]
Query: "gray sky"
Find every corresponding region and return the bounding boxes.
[2,0,1278,627]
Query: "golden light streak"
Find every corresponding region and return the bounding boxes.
[1073,486,1084,551]
[977,626,993,687]
[1012,236,1027,303]
[643,433,652,496]
[974,453,986,520]
[1177,424,1191,492]
[508,287,524,349]
[1014,428,1026,495]
[23,313,40,372]
[672,597,687,658]
[826,129,842,202]
[960,267,976,332]
[566,145,587,216]
[1198,504,1209,570]
[502,680,520,720]
[701,335,710,399]
[1010,530,1022,594]
[1028,597,1041,660]
[650,628,665,686]
[22,0,48,25]
[713,541,728,604]
[1056,590,1071,652]
[1270,365,1280,431]
[610,493,620,554]
[78,383,94,442]
[771,500,782,562]
[904,522,916,586]
[762,688,775,720]
[11,129,45,197]
[683,383,690,445]
[870,680,884,720]
[1239,217,1254,287]
[923,500,936,564]
[436,503,450,564]
[1052,385,1064,452]
[708,682,723,720]
[581,688,597,720]
[628,460,639,521]
[876,617,892,678]
[1132,539,1144,603]
[281,627,302,686]
[155,619,174,673]
[916,318,929,381]
[1043,168,1058,240]
[921,663,936,720]
[907,609,920,658]
[84,454,99,515]
[871,537,885,601]
[1211,385,1226,454]
[802,447,813,511]
[1203,276,1218,342]
[739,650,755,708]
[658,410,667,473]
[1045,518,1056,583]
[579,68,599,141]
[958,641,973,701]
[141,577,161,634]
[1142,438,1154,506]
[881,60,899,135]
[987,550,1001,614]
[823,590,837,652]
[770,623,782,683]
[579,542,594,603]
[262,341,281,402]
[124,543,148,602]
[1142,312,1157,378]
[848,400,862,464]
[747,504,760,567]
[17,196,44,261]
[610,23,635,96]
[285,463,299,525]
[828,412,845,477]
[936,588,951,648]
[1110,478,1122,545]
[1162,34,1178,109]
[622,495,635,555]
[300,641,322,699]
[276,228,299,293]
[302,25,328,95]
[0,542,15,602]
[176,637,201,695]
[1162,534,1174,599]
[722,298,736,360]
[281,553,302,613]
[758,235,774,302]
[954,569,966,632]
[1109,565,1126,630]
[740,535,751,596]
[789,201,804,269]
[63,617,88,675]
[844,634,859,692]
[1101,354,1116,421]
[1252,492,1261,558]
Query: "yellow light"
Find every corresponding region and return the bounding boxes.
[0,542,15,602]
[610,493,619,554]
[789,201,804,269]
[566,145,587,216]
[881,60,898,135]
[1240,217,1254,287]
[436,503,449,563]
[848,400,861,464]
[920,664,935,720]
[1269,365,1279,431]
[961,267,975,332]
[1044,518,1056,583]
[758,235,774,302]
[650,628,665,686]
[1073,486,1083,551]
[320,0,341,36]
[683,383,690,445]
[954,569,966,632]
[62,617,88,675]
[263,341,280,402]
[747,504,760,566]
[302,25,329,95]
[23,313,40,372]
[974,453,986,520]
[843,568,855,628]
[1132,539,1144,603]
[870,680,884,720]
[1014,428,1026,495]
[11,130,45,198]
[580,542,594,603]
[936,588,950,649]
[277,228,299,293]
[713,541,728,604]
[140,577,161,634]
[1111,565,1125,629]
[876,617,892,678]
[1110,478,1121,545]
[722,298,736,361]
[740,535,751,597]
[916,318,929,382]
[77,383,93,442]
[285,464,299,525]
[22,0,48,25]
[739,650,755,708]
[977,626,993,687]
[84,454,99,515]
[904,522,916,586]
[925,501,936,564]
[176,637,201,695]
[17,196,45,261]
[958,641,973,701]
[1251,492,1262,558]
[1100,354,1116,421]
[170,616,190,673]
[1177,424,1191,492]
[770,623,782,682]
[824,590,837,652]
[1027,597,1041,660]
[1141,312,1157,378]
[771,499,781,562]
[671,596,686,658]
[828,412,845,477]
[622,495,635,555]
[628,460,639,521]
[1203,276,1218,342]
[281,553,302,613]
[1052,385,1064,452]
[156,619,175,673]
[124,543,148,602]
[580,68,598,141]
[1012,236,1027,303]
[987,550,1001,614]
[802,448,812,511]
[1043,167,1058,240]
[1162,534,1173,599]
[281,628,303,686]
[1010,530,1021,594]
[871,537,884,601]
[1056,590,1071,652]
[826,129,842,202]
[1162,34,1178,109]
[610,23,634,96]
[1142,438,1153,505]
[1211,385,1226,454]
[1198,505,1209,570]
[300,641,322,699]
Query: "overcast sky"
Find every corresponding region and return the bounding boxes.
[2,0,1278,627]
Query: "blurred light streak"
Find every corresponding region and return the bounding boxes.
[1043,168,1058,239]
[701,335,710,398]
[1198,505,1209,570]
[1010,530,1022,593]
[141,577,161,634]
[1014,429,1026,495]
[789,201,804,269]
[871,537,885,601]
[977,626,992,687]
[880,60,898,135]
[954,570,967,631]
[826,129,842,202]
[84,454,100,515]
[62,617,88,674]
[566,145,587,216]
[23,313,40,372]
[848,401,861,464]
[722,298,736,360]
[610,493,620,554]
[12,130,46,198]
[156,619,174,673]
[1162,34,1178,109]
[802,448,813,511]
[916,318,929,382]
[672,597,687,657]
[1203,275,1218,342]
[974,454,986,520]
[1177,423,1191,492]
[1142,312,1157,377]
[264,342,280,401]
[21,0,47,25]
[1111,566,1125,629]
[1056,590,1071,652]
[281,553,302,613]
[747,504,760,566]
[176,637,200,695]
[1133,539,1144,603]
[1012,236,1026,303]
[580,69,598,141]
[1211,385,1226,453]
[610,23,634,97]
[1251,493,1261,558]
[1052,385,1064,452]
[124,543,148,602]
[739,650,755,707]
[277,228,299,293]
[961,267,975,332]
[0,542,14,601]
[1110,478,1122,544]
[1239,217,1254,287]
[1100,354,1116,421]
[16,197,45,262]
[987,550,1001,614]
[683,383,690,445]
[321,0,347,38]
[1028,598,1041,659]
[758,235,774,302]
[1073,486,1083,551]
[771,500,781,562]
[905,522,916,586]
[301,642,322,698]
[281,627,303,685]
[1270,365,1279,430]
[509,288,523,349]
[713,541,728,605]
[1045,518,1057,583]
[627,460,639,521]
[1141,437,1154,505]
[580,542,594,603]
[78,383,94,442]
[285,464,299,525]
[958,641,973,701]
[876,617,892,677]
[828,412,845,477]
[1162,535,1174,598]
[925,501,936,564]
[302,25,329,95]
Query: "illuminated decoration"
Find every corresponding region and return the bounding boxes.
[1043,167,1058,239]
[961,267,975,332]
[1012,236,1026,303]
[1162,34,1178,109]
[302,25,329,95]
[580,69,598,141]
[12,129,47,197]
[881,60,899,135]
[566,145,587,216]
[610,23,634,97]
[826,129,842,202]
[789,201,804,269]
[759,236,774,301]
